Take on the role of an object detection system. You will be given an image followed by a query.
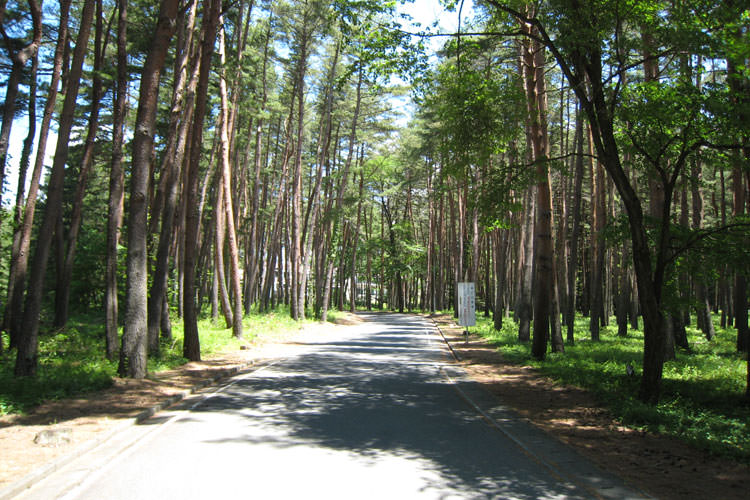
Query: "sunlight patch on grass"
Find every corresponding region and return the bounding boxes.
[0,307,312,415]
[471,314,750,461]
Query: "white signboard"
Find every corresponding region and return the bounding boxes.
[457,282,476,327]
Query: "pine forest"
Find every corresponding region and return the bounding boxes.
[1,0,750,460]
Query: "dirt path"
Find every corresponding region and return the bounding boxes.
[2,312,748,499]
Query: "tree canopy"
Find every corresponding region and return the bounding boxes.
[0,0,748,410]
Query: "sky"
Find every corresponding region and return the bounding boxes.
[398,0,476,51]
[2,0,476,204]
[390,0,476,124]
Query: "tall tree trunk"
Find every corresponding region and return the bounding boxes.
[728,56,750,353]
[245,18,272,312]
[3,48,37,346]
[260,102,294,312]
[426,165,435,313]
[642,27,677,363]
[555,88,570,322]
[213,186,233,328]
[15,0,95,377]
[719,166,728,328]
[366,206,373,311]
[589,122,606,341]
[350,171,364,313]
[521,1,670,402]
[733,158,748,352]
[691,155,715,340]
[308,41,339,319]
[105,0,127,359]
[118,0,180,378]
[55,0,106,328]
[566,109,584,343]
[517,187,535,342]
[183,0,221,361]
[290,23,310,321]
[147,0,199,351]
[319,63,362,321]
[493,228,508,330]
[520,18,559,358]
[300,45,344,322]
[470,202,480,285]
[7,0,71,352]
[456,184,466,315]
[218,17,243,338]
[672,178,691,351]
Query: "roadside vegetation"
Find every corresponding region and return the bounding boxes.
[0,308,312,416]
[470,314,750,462]
[1,0,749,476]
[1,298,747,464]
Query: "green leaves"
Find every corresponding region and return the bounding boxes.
[473,312,750,461]
[423,57,523,178]
[619,79,706,170]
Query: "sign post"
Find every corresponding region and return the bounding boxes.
[457,282,475,343]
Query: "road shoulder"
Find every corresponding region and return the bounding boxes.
[0,319,354,497]
[428,313,750,500]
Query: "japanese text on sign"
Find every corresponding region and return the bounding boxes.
[457,282,476,327]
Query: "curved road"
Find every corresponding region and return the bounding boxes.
[16,313,647,499]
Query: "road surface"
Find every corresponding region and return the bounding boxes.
[15,313,647,499]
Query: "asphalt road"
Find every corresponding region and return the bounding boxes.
[15,313,648,500]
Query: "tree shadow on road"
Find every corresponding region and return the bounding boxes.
[187,313,588,499]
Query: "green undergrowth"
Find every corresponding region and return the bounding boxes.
[470,314,750,462]
[0,307,316,416]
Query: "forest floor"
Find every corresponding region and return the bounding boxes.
[0,311,748,499]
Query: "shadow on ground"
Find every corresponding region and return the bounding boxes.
[178,313,586,499]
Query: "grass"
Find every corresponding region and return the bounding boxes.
[470,313,750,462]
[4,304,746,461]
[0,306,317,416]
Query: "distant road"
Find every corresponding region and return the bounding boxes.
[16,313,647,499]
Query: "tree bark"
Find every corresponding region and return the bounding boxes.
[183,0,221,361]
[733,159,748,352]
[519,18,559,358]
[505,1,668,402]
[493,228,508,330]
[118,0,180,378]
[350,170,364,312]
[589,121,606,341]
[319,63,362,321]
[566,109,584,343]
[517,187,534,342]
[308,41,339,319]
[6,0,71,352]
[289,21,310,321]
[213,185,234,328]
[244,18,273,311]
[218,17,243,338]
[690,144,715,340]
[146,0,199,352]
[728,55,750,352]
[3,48,37,347]
[15,0,95,376]
[55,0,106,328]
[105,0,127,360]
